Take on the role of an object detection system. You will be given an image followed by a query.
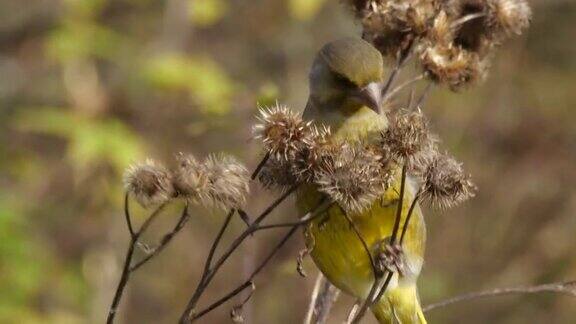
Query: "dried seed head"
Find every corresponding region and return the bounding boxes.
[258,156,300,190]
[360,0,438,56]
[123,159,174,208]
[343,0,373,13]
[382,109,432,162]
[315,144,392,214]
[253,103,312,160]
[173,153,210,202]
[486,0,531,40]
[422,152,477,209]
[202,154,250,210]
[258,125,333,189]
[291,125,334,182]
[420,43,487,90]
[408,133,441,177]
[446,0,493,53]
[428,10,453,44]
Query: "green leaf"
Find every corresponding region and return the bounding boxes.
[46,20,124,61]
[189,0,228,27]
[142,54,236,115]
[14,108,144,175]
[289,0,327,21]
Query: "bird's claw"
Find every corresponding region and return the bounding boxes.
[375,241,405,277]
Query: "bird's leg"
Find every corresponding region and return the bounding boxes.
[374,238,406,277]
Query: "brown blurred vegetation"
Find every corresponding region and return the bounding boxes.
[0,0,575,323]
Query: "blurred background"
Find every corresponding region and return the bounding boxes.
[0,0,575,323]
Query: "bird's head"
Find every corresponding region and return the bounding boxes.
[308,38,384,113]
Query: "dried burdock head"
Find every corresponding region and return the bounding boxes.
[427,10,454,45]
[386,0,438,35]
[123,159,174,208]
[291,125,334,183]
[359,0,438,57]
[408,132,441,177]
[381,109,432,163]
[486,0,531,40]
[202,154,250,210]
[445,0,530,52]
[343,0,374,13]
[258,125,333,189]
[173,153,210,202]
[258,156,300,190]
[421,152,477,209]
[253,103,313,161]
[315,144,392,214]
[446,0,493,53]
[420,43,487,90]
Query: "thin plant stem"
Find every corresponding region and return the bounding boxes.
[399,189,422,245]
[190,200,333,321]
[304,274,341,324]
[380,43,415,106]
[451,13,486,29]
[130,203,190,272]
[181,208,236,322]
[390,164,408,244]
[107,237,137,324]
[251,152,270,180]
[350,278,383,324]
[191,225,300,321]
[255,201,333,231]
[107,200,168,323]
[423,281,576,313]
[414,83,433,109]
[304,274,326,324]
[179,185,299,322]
[124,193,135,238]
[383,74,426,103]
[350,163,408,323]
[345,300,362,324]
[340,207,378,279]
[312,278,340,324]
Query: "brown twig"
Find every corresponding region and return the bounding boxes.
[380,44,415,106]
[189,200,333,321]
[304,274,341,324]
[351,163,408,323]
[130,204,190,272]
[107,199,168,324]
[400,189,422,245]
[191,225,300,321]
[251,152,270,180]
[340,207,378,279]
[383,74,426,103]
[350,278,383,324]
[345,300,362,324]
[390,164,408,244]
[124,193,136,238]
[414,83,433,109]
[423,281,576,313]
[179,185,299,322]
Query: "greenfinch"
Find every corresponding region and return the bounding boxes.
[297,38,427,324]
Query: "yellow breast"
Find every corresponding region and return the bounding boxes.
[297,104,426,298]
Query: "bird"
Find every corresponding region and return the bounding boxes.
[296,37,427,323]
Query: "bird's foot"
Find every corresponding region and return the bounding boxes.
[374,240,405,277]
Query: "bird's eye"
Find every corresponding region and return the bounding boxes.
[333,72,356,88]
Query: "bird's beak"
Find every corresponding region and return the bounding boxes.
[355,82,382,113]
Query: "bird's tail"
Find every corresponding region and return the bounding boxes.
[371,285,427,324]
